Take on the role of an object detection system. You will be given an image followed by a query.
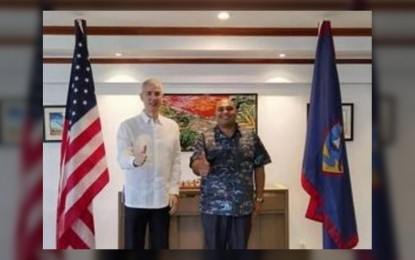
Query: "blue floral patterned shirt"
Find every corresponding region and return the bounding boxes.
[190,125,271,216]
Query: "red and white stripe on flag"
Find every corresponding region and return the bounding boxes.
[16,19,44,259]
[16,118,43,259]
[56,19,109,249]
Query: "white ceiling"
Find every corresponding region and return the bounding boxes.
[42,11,372,27]
[43,11,372,84]
[43,36,371,59]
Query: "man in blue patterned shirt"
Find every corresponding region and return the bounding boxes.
[190,98,271,249]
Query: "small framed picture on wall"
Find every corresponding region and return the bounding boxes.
[43,105,65,142]
[307,103,354,141]
[379,94,396,146]
[0,99,26,145]
[341,103,354,141]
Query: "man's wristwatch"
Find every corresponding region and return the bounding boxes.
[133,159,142,167]
[133,160,139,167]
[255,197,264,204]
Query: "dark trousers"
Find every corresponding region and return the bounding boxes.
[124,206,170,249]
[201,213,252,249]
[96,251,157,260]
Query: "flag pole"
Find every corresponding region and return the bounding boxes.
[76,19,85,35]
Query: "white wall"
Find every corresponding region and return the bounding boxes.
[43,80,371,249]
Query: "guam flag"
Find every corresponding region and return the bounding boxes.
[301,21,359,249]
[366,68,397,259]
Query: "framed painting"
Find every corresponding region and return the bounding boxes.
[379,94,396,146]
[43,105,65,142]
[341,103,354,141]
[307,103,354,141]
[160,94,258,151]
[0,99,26,145]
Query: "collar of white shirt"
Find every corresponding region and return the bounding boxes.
[140,110,163,125]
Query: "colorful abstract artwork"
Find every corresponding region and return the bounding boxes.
[160,94,257,151]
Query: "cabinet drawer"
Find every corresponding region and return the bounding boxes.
[177,196,200,215]
[262,192,286,211]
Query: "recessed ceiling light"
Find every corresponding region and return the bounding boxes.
[217,12,230,20]
[106,74,138,83]
[266,77,291,83]
[279,53,286,58]
[115,53,122,57]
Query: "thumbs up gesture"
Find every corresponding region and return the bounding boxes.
[133,145,147,167]
[195,151,210,177]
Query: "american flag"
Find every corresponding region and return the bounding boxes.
[56,19,109,249]
[16,23,43,260]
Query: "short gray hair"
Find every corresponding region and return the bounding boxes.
[141,78,163,92]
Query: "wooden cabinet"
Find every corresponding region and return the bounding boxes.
[118,187,288,249]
